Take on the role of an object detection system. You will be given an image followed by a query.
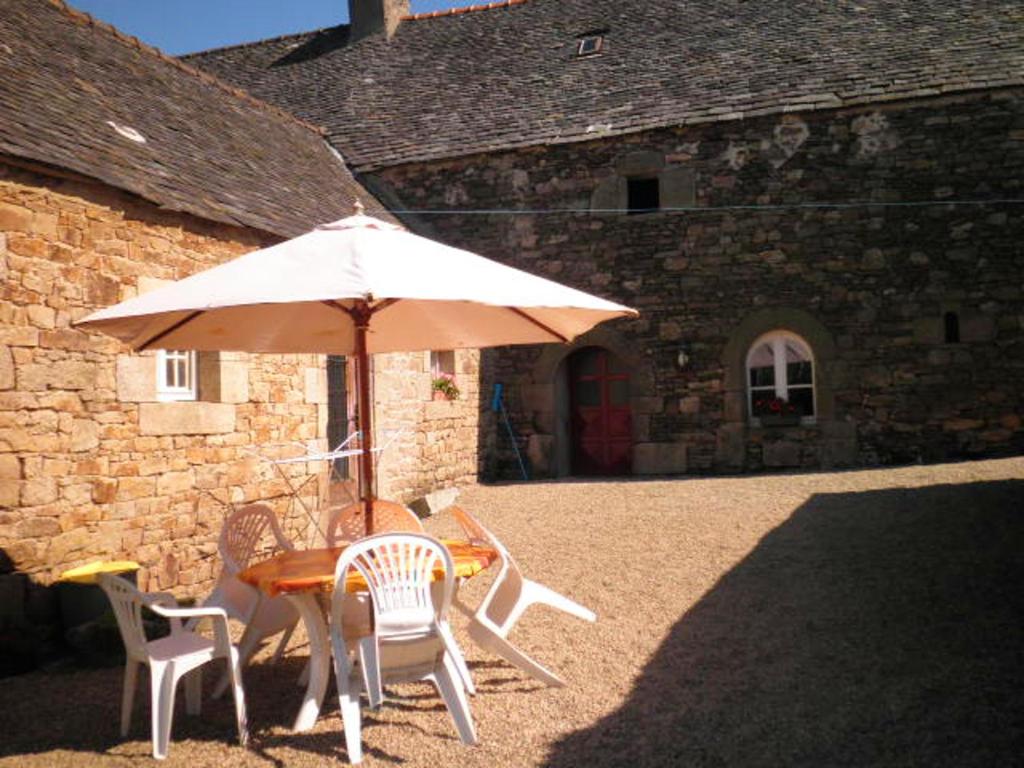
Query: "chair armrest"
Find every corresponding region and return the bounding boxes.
[142,592,184,634]
[142,592,178,608]
[149,604,233,653]
[148,604,229,622]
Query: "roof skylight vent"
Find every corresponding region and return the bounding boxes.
[106,120,146,144]
[576,34,604,57]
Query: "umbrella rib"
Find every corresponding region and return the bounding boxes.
[322,298,400,318]
[323,300,354,319]
[509,308,569,343]
[138,310,205,351]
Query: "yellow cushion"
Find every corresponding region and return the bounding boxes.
[59,560,141,584]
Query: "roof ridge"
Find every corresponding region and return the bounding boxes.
[48,0,327,137]
[180,25,339,60]
[402,0,531,22]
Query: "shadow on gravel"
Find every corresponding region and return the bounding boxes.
[545,479,1024,768]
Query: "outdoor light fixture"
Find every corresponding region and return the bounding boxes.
[676,344,690,370]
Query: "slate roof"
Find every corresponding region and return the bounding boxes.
[0,0,390,238]
[185,0,1024,172]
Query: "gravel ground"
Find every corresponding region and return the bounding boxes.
[2,457,1022,767]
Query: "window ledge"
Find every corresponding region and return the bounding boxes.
[751,416,817,429]
[139,402,235,436]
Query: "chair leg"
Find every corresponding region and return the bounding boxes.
[150,661,175,760]
[467,619,565,688]
[332,639,363,764]
[358,636,383,709]
[270,622,297,665]
[226,653,249,748]
[438,621,475,695]
[524,580,597,623]
[236,623,264,666]
[185,668,202,716]
[120,659,139,737]
[433,653,478,745]
[213,624,261,700]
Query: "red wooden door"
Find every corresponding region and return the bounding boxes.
[569,347,632,475]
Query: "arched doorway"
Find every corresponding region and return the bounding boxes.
[568,346,632,475]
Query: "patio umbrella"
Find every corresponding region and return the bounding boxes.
[76,203,638,531]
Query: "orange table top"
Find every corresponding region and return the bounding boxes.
[239,539,499,597]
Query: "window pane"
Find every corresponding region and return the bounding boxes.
[431,350,455,377]
[787,360,813,386]
[783,339,811,363]
[749,365,774,388]
[787,386,814,416]
[748,342,773,368]
[165,357,177,387]
[750,389,778,416]
[627,177,659,213]
[575,380,601,407]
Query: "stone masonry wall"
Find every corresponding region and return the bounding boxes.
[372,349,480,501]
[0,165,331,613]
[372,89,1024,476]
[0,164,483,667]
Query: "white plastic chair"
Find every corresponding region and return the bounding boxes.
[451,506,596,688]
[329,533,476,764]
[97,574,248,760]
[194,504,299,695]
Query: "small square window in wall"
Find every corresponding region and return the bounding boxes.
[627,177,660,214]
[157,349,197,401]
[431,350,456,379]
[430,350,459,400]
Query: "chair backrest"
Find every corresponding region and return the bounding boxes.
[330,533,454,637]
[220,504,293,575]
[325,500,424,546]
[450,506,522,610]
[97,574,149,661]
[451,506,511,565]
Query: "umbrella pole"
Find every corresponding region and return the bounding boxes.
[353,303,375,535]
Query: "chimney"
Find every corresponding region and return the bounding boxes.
[349,0,410,41]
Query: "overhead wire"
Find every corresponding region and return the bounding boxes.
[371,197,1024,216]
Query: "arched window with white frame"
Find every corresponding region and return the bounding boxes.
[746,332,815,421]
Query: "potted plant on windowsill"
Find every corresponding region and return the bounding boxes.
[756,396,801,426]
[431,373,460,401]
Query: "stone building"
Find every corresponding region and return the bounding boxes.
[191,0,1024,477]
[0,0,478,668]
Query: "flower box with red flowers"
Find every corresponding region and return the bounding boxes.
[753,396,801,426]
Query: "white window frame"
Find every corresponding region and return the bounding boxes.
[746,331,815,424]
[156,349,197,401]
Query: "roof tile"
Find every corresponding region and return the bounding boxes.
[0,0,391,237]
[186,0,1024,171]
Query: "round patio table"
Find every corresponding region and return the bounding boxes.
[239,538,498,732]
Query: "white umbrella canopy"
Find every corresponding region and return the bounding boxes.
[78,210,635,354]
[76,206,638,531]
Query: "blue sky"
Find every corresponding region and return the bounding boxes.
[67,1,481,55]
